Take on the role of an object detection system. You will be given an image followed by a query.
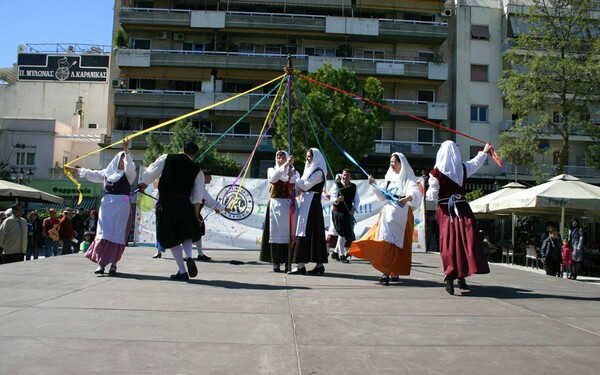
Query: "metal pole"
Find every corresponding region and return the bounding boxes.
[286,55,294,272]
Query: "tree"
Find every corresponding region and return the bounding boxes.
[499,0,600,175]
[271,64,388,174]
[143,120,240,175]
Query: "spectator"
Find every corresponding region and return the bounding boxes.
[482,235,499,262]
[541,230,562,277]
[85,210,98,238]
[568,218,584,280]
[58,208,76,255]
[42,209,61,257]
[71,207,86,253]
[560,238,572,279]
[26,211,43,260]
[0,204,28,264]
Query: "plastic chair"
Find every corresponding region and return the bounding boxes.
[502,242,514,264]
[525,245,539,269]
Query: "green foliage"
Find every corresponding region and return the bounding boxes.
[465,188,484,202]
[499,0,600,174]
[143,120,240,176]
[114,28,128,48]
[271,64,388,174]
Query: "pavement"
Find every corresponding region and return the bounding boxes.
[1,247,599,375]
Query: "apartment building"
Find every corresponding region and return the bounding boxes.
[111,0,453,176]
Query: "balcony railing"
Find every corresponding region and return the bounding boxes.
[504,162,600,179]
[120,7,447,43]
[374,140,441,158]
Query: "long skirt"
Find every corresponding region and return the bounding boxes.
[436,201,489,278]
[259,205,291,264]
[292,195,327,264]
[349,210,414,275]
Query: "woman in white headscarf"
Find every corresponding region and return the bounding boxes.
[426,141,491,295]
[66,140,136,275]
[349,153,422,285]
[260,150,299,272]
[288,148,328,275]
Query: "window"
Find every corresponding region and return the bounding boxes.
[135,0,154,8]
[15,149,36,167]
[88,123,97,129]
[234,122,251,135]
[129,78,156,90]
[418,51,435,62]
[238,44,255,54]
[265,45,281,55]
[376,127,383,141]
[223,81,252,93]
[282,45,297,55]
[183,42,205,52]
[471,25,490,40]
[199,120,212,133]
[471,65,488,81]
[417,129,434,144]
[131,39,151,49]
[304,47,336,57]
[404,13,435,22]
[417,90,435,102]
[363,50,385,60]
[471,106,489,122]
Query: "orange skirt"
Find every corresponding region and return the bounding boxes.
[348,210,414,275]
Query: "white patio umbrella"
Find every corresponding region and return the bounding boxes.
[488,174,600,236]
[0,180,64,203]
[470,182,526,214]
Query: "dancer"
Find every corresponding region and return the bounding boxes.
[141,142,204,281]
[325,175,341,260]
[426,141,491,295]
[259,151,299,272]
[66,140,136,275]
[194,170,230,262]
[330,169,359,263]
[348,153,421,284]
[288,148,328,275]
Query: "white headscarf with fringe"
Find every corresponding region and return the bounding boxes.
[104,151,126,184]
[301,148,328,180]
[384,152,417,195]
[275,150,292,182]
[433,140,463,186]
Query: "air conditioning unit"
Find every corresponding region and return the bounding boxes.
[156,31,167,40]
[441,8,452,17]
[173,33,185,41]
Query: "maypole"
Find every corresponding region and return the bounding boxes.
[286,55,295,273]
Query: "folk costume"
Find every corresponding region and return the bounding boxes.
[79,151,136,275]
[194,171,226,261]
[330,175,359,262]
[349,153,421,282]
[260,151,299,271]
[426,141,490,294]
[289,148,328,275]
[143,150,204,280]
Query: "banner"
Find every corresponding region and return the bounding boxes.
[134,175,427,252]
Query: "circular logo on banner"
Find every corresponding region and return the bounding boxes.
[217,185,254,221]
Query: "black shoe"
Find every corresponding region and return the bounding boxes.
[379,274,389,285]
[331,253,339,261]
[152,252,161,259]
[457,277,469,290]
[307,265,325,275]
[340,255,350,264]
[170,271,189,281]
[94,266,105,274]
[108,266,117,276]
[288,267,306,275]
[273,265,281,273]
[186,258,198,278]
[445,277,455,295]
[197,254,212,262]
[390,275,400,282]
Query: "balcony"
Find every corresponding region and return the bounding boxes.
[374,140,441,158]
[115,49,447,81]
[114,89,195,108]
[503,162,600,179]
[112,129,275,153]
[119,8,447,44]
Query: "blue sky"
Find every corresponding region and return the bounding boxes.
[0,0,114,68]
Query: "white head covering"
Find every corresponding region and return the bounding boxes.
[274,150,292,182]
[384,152,417,195]
[301,148,328,180]
[105,151,127,184]
[434,141,463,186]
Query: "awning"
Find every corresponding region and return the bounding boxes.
[40,197,98,212]
[508,15,530,37]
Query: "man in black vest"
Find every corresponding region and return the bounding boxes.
[141,142,204,281]
[330,169,359,263]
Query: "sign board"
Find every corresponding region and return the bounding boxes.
[17,53,109,83]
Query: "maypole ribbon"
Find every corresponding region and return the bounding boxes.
[297,74,503,168]
[293,80,404,207]
[63,74,286,204]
